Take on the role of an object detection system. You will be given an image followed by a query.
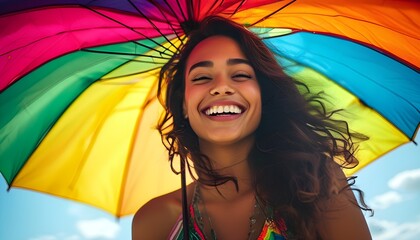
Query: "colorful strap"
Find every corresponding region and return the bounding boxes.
[168,206,288,239]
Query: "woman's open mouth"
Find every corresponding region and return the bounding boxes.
[203,105,243,116]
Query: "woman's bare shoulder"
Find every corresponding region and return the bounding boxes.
[132,189,182,239]
[131,183,195,240]
[316,164,372,240]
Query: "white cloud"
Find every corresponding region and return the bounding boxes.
[76,218,120,239]
[368,219,420,240]
[369,191,402,209]
[389,168,420,191]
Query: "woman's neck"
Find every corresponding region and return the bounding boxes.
[198,136,255,198]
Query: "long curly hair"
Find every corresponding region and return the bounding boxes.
[157,16,372,239]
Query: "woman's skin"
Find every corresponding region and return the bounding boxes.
[132,36,371,240]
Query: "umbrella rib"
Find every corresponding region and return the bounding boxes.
[248,0,296,27]
[215,0,226,11]
[120,35,175,58]
[126,0,179,51]
[83,4,177,55]
[170,0,187,22]
[99,66,163,81]
[128,59,168,64]
[187,0,195,20]
[81,49,171,60]
[217,1,239,15]
[1,27,152,57]
[147,0,186,46]
[229,0,246,17]
[151,0,184,24]
[204,0,223,16]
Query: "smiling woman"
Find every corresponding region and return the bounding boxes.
[132,16,373,240]
[184,36,261,147]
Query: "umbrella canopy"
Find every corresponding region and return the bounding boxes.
[1,0,419,217]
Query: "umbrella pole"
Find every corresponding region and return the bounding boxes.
[181,157,190,239]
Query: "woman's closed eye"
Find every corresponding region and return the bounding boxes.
[192,75,212,83]
[232,73,253,81]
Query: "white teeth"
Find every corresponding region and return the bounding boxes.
[217,106,223,113]
[224,106,229,112]
[205,105,242,116]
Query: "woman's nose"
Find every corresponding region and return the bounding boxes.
[209,76,235,96]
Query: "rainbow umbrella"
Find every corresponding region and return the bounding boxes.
[1,0,419,218]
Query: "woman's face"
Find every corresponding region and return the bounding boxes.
[183,36,261,146]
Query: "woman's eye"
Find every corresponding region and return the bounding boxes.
[232,73,252,80]
[192,75,211,82]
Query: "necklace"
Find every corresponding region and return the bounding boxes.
[193,184,261,240]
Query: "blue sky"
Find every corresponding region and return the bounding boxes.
[1,135,419,240]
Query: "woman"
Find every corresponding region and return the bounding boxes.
[132,16,372,240]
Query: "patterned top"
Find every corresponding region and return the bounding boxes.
[168,205,288,240]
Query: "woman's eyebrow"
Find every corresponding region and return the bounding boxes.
[227,58,250,66]
[188,58,250,74]
[188,61,213,73]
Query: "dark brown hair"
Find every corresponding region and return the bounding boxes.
[157,16,372,239]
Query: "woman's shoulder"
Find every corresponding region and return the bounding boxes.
[132,188,182,239]
[132,183,195,240]
[315,164,372,240]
